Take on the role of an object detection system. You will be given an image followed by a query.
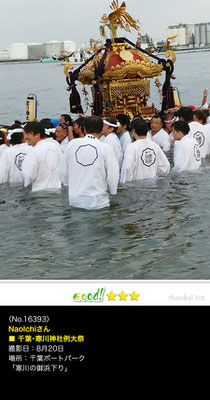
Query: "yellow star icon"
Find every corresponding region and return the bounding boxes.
[130,291,140,301]
[107,291,117,301]
[119,291,128,301]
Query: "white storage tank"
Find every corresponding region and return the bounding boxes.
[9,43,28,60]
[43,40,62,58]
[0,49,10,61]
[61,41,76,53]
[28,43,44,60]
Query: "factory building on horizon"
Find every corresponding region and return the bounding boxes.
[0,40,76,61]
[166,22,210,48]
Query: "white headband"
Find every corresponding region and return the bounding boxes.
[7,128,23,141]
[103,119,120,128]
[45,128,56,136]
[164,117,177,123]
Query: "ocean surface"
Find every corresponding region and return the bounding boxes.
[1,51,210,280]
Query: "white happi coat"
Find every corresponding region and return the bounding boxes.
[0,143,31,184]
[0,144,7,158]
[103,132,123,168]
[173,135,201,172]
[147,128,171,152]
[203,123,210,155]
[45,137,62,148]
[21,139,62,192]
[188,121,209,158]
[119,130,132,154]
[120,138,170,184]
[59,134,119,210]
[60,136,69,153]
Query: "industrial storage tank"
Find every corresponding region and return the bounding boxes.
[9,43,28,60]
[28,43,44,60]
[0,49,10,61]
[61,41,76,53]
[43,40,62,58]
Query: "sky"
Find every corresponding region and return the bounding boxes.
[1,0,210,50]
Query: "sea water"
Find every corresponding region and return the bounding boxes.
[1,51,210,279]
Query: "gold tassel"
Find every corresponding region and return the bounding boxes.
[100,25,107,39]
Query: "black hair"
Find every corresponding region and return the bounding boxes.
[84,116,103,134]
[193,109,207,124]
[132,119,149,136]
[74,117,86,134]
[175,107,193,122]
[133,115,143,119]
[172,120,190,136]
[61,114,72,125]
[130,117,144,130]
[74,117,86,127]
[8,123,23,145]
[164,112,175,122]
[104,117,118,133]
[40,119,55,137]
[57,123,69,131]
[151,113,164,124]
[202,108,210,118]
[24,121,45,138]
[116,114,130,130]
[0,131,5,145]
[40,118,54,129]
[8,123,22,130]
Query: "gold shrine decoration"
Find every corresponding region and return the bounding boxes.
[59,50,75,77]
[166,35,178,48]
[164,35,177,65]
[103,57,163,81]
[98,78,155,119]
[65,3,178,118]
[100,1,140,39]
[109,79,150,101]
[164,49,176,65]
[78,43,164,85]
[103,44,163,80]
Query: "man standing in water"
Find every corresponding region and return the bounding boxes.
[176,106,209,158]
[55,123,70,152]
[0,124,31,184]
[172,120,201,172]
[120,119,170,183]
[148,114,171,152]
[116,113,132,154]
[102,117,123,168]
[21,121,62,192]
[59,116,119,210]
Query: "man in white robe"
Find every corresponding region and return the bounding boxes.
[102,118,123,168]
[171,120,201,172]
[21,122,62,192]
[120,119,170,184]
[59,116,119,210]
[116,114,132,154]
[54,123,70,152]
[0,142,7,158]
[147,114,171,152]
[0,128,9,158]
[188,121,209,158]
[192,109,210,157]
[176,106,209,158]
[0,126,31,184]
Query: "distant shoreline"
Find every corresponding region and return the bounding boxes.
[0,59,40,64]
[157,47,210,55]
[1,47,210,63]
